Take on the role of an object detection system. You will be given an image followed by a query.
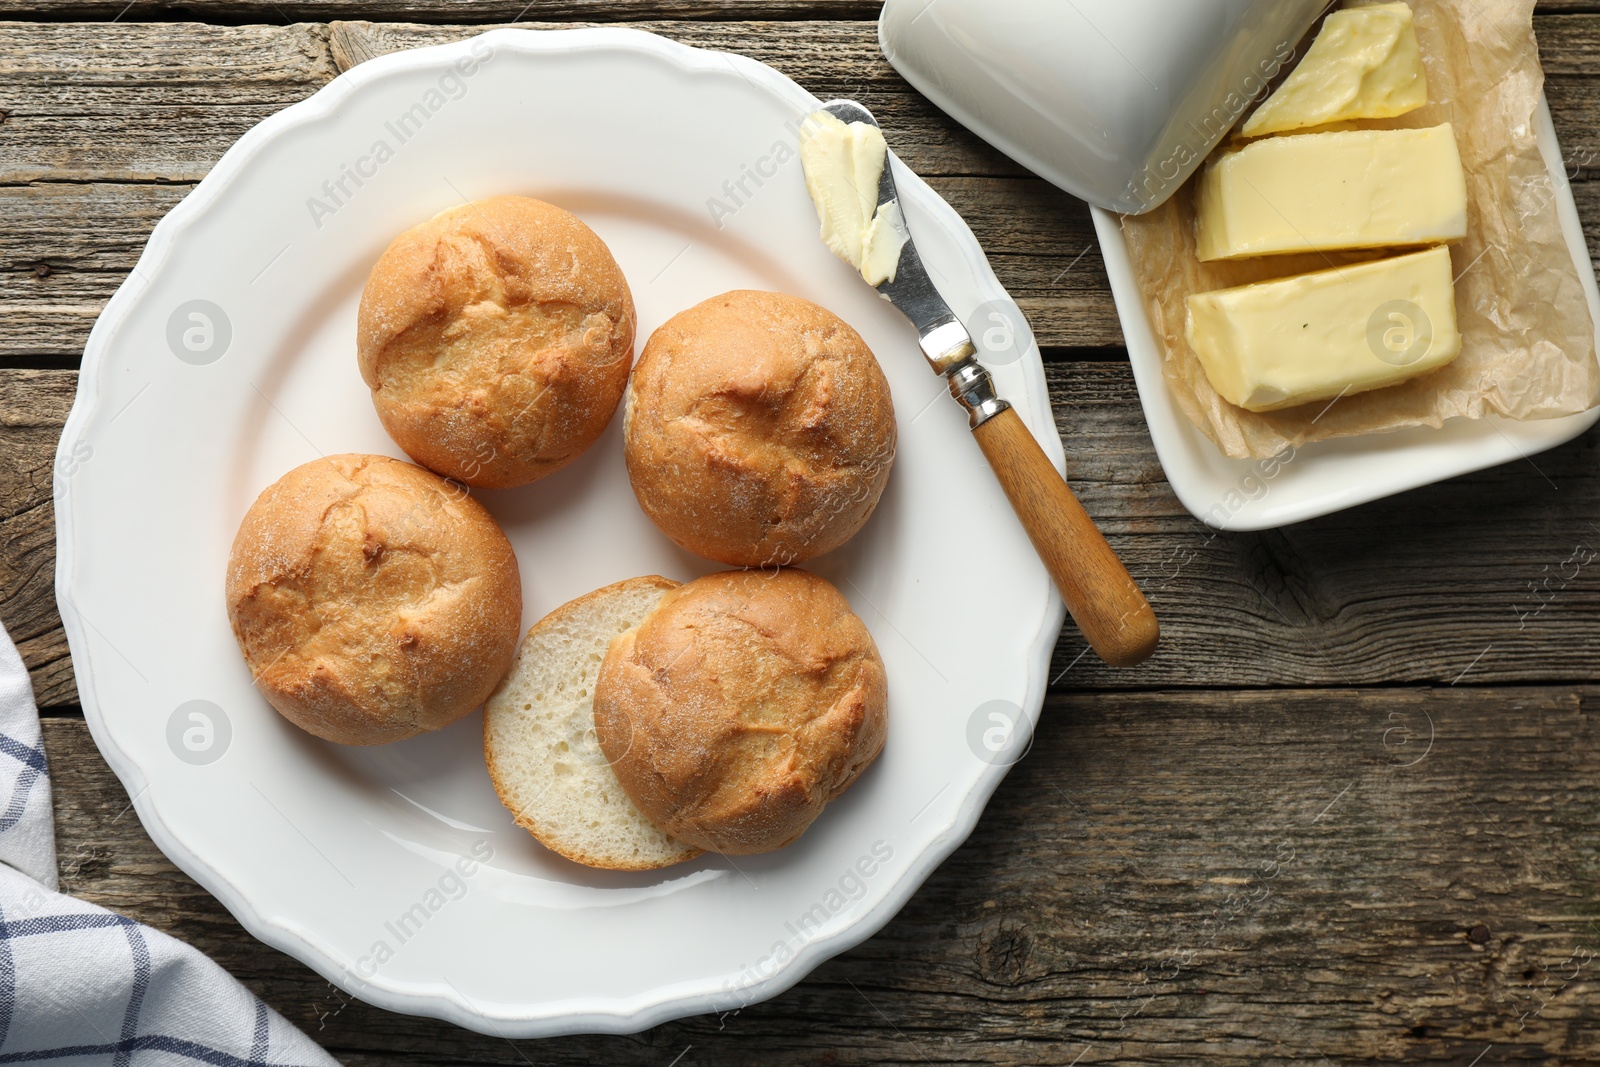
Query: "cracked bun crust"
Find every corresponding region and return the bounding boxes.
[226,454,522,746]
[593,568,888,854]
[357,195,636,489]
[622,290,895,567]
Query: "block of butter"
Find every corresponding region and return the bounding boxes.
[1242,1,1427,137]
[1185,245,1461,413]
[1196,124,1467,262]
[798,110,909,286]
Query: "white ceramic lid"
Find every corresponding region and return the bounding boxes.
[879,0,1328,213]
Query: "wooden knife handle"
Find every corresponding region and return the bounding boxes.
[972,406,1159,668]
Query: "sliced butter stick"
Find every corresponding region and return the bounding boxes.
[1185,246,1461,414]
[1242,1,1427,138]
[1196,124,1467,262]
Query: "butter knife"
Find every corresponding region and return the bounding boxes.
[817,99,1159,668]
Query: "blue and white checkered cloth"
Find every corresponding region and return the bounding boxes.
[0,619,339,1066]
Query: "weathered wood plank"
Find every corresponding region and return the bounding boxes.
[0,23,339,183]
[0,180,193,361]
[43,684,1600,1063]
[1,0,884,20]
[0,0,1589,25]
[310,15,1600,238]
[3,16,1596,187]
[9,8,1600,1063]
[0,175,1117,360]
[5,17,1600,360]
[0,21,1002,185]
[0,369,77,706]
[10,364,1600,707]
[14,163,1600,360]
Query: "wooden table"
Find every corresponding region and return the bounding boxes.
[6,3,1600,1063]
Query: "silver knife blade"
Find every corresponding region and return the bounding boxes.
[820,99,976,374]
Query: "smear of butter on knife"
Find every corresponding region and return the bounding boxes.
[799,110,909,286]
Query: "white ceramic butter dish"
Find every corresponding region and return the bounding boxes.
[1093,99,1600,530]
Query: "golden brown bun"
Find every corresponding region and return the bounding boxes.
[593,568,888,854]
[226,454,522,745]
[357,196,636,489]
[623,290,895,567]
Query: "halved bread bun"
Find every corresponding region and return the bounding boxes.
[484,575,702,871]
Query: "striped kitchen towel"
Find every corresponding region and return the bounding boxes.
[0,618,339,1066]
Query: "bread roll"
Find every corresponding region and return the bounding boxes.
[594,568,887,854]
[623,290,895,567]
[226,454,522,745]
[484,576,702,870]
[358,195,636,489]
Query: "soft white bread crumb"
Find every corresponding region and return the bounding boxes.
[484,575,701,870]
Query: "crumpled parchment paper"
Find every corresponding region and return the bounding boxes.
[1118,0,1600,459]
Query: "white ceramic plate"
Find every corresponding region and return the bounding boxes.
[53,28,1065,1036]
[1094,98,1600,531]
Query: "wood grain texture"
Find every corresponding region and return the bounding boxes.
[0,0,1592,23]
[0,20,986,184]
[0,181,192,361]
[0,176,1117,360]
[13,362,1600,706]
[43,686,1600,1064]
[0,0,885,20]
[972,404,1159,668]
[1,15,1593,186]
[10,10,1600,1062]
[0,8,1554,364]
[1,369,79,707]
[9,15,1600,359]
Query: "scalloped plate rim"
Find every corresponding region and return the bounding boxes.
[53,26,1067,1036]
